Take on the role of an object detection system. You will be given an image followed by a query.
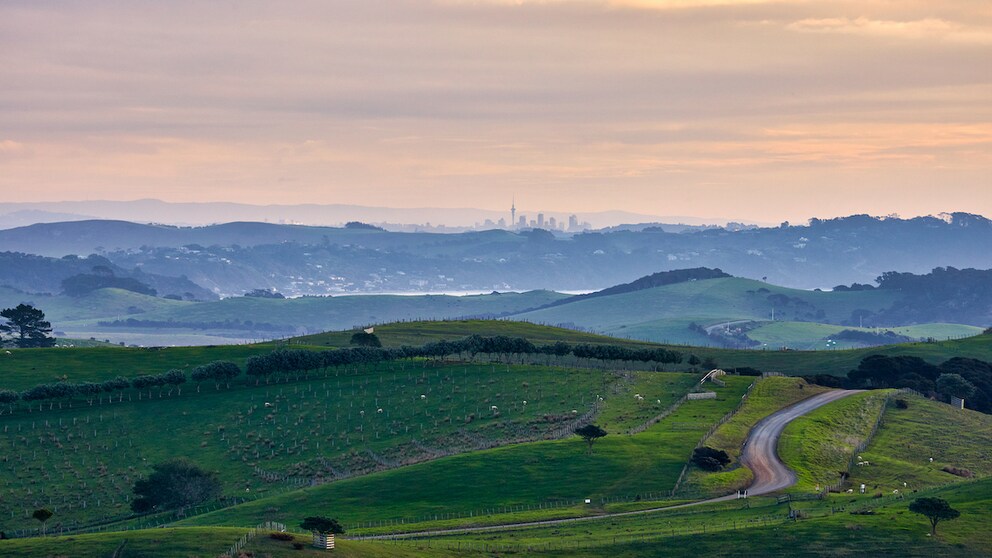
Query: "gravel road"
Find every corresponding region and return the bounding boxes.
[356,388,861,540]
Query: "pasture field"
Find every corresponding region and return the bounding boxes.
[294,319,661,349]
[850,393,992,492]
[2,322,990,393]
[514,277,902,331]
[778,390,891,491]
[4,477,990,557]
[746,321,983,350]
[175,376,754,532]
[679,376,829,497]
[0,362,620,534]
[406,478,992,557]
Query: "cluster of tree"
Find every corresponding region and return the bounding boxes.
[574,424,607,453]
[843,355,992,414]
[0,252,215,300]
[244,288,285,299]
[868,267,992,326]
[350,331,382,347]
[832,329,912,346]
[0,304,56,348]
[691,446,732,471]
[538,267,732,310]
[97,317,293,332]
[8,370,189,408]
[131,458,222,513]
[344,221,385,231]
[61,272,157,297]
[190,361,240,390]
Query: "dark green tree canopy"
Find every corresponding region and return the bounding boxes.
[300,516,345,534]
[909,497,960,535]
[32,508,53,524]
[130,458,222,512]
[350,331,382,347]
[0,304,56,348]
[574,424,607,452]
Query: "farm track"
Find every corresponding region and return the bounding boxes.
[355,389,861,540]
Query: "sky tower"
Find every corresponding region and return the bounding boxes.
[510,197,516,229]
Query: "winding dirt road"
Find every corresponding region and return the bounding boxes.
[739,389,860,496]
[356,388,861,540]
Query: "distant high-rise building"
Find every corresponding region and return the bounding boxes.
[518,215,527,228]
[498,218,506,228]
[548,216,557,230]
[568,214,578,231]
[537,213,545,228]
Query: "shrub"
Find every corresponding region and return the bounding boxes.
[895,399,909,409]
[942,466,974,478]
[269,532,294,541]
[692,446,731,471]
[292,542,305,550]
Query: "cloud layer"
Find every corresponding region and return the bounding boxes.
[1,0,989,222]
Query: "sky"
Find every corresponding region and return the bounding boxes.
[2,0,990,223]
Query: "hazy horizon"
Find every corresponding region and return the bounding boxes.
[3,0,989,223]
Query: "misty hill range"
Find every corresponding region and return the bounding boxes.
[1,212,990,296]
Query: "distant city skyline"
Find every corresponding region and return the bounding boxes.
[2,1,989,223]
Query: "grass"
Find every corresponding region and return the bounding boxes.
[747,321,983,350]
[294,319,661,349]
[850,394,992,493]
[2,322,990,392]
[0,362,612,533]
[778,390,892,491]
[393,479,992,557]
[515,277,902,331]
[174,376,755,532]
[680,376,829,496]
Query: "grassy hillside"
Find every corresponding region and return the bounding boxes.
[680,377,830,497]
[850,394,992,492]
[294,319,660,348]
[747,321,983,350]
[515,277,901,332]
[0,362,618,533]
[176,376,753,531]
[778,390,891,491]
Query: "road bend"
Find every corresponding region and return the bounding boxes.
[356,388,862,541]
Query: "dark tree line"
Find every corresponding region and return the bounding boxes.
[6,335,682,406]
[808,354,992,414]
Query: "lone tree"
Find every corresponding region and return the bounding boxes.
[350,331,382,347]
[909,497,960,536]
[301,516,345,550]
[574,424,607,453]
[0,304,56,348]
[691,446,732,471]
[130,458,222,513]
[32,508,53,535]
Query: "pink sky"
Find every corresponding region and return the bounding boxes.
[2,0,990,223]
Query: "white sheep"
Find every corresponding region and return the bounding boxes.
[4,350,11,355]
[420,394,427,400]
[491,406,498,411]
[522,400,527,405]
[377,408,384,413]
[264,402,273,408]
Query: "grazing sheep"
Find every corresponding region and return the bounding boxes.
[264,402,273,408]
[377,408,383,413]
[420,394,427,400]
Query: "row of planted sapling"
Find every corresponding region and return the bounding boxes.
[0,362,612,533]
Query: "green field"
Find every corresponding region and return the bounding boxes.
[515,277,901,334]
[2,320,992,556]
[778,390,891,491]
[173,376,753,531]
[0,362,620,533]
[747,321,984,350]
[850,394,992,492]
[680,377,829,497]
